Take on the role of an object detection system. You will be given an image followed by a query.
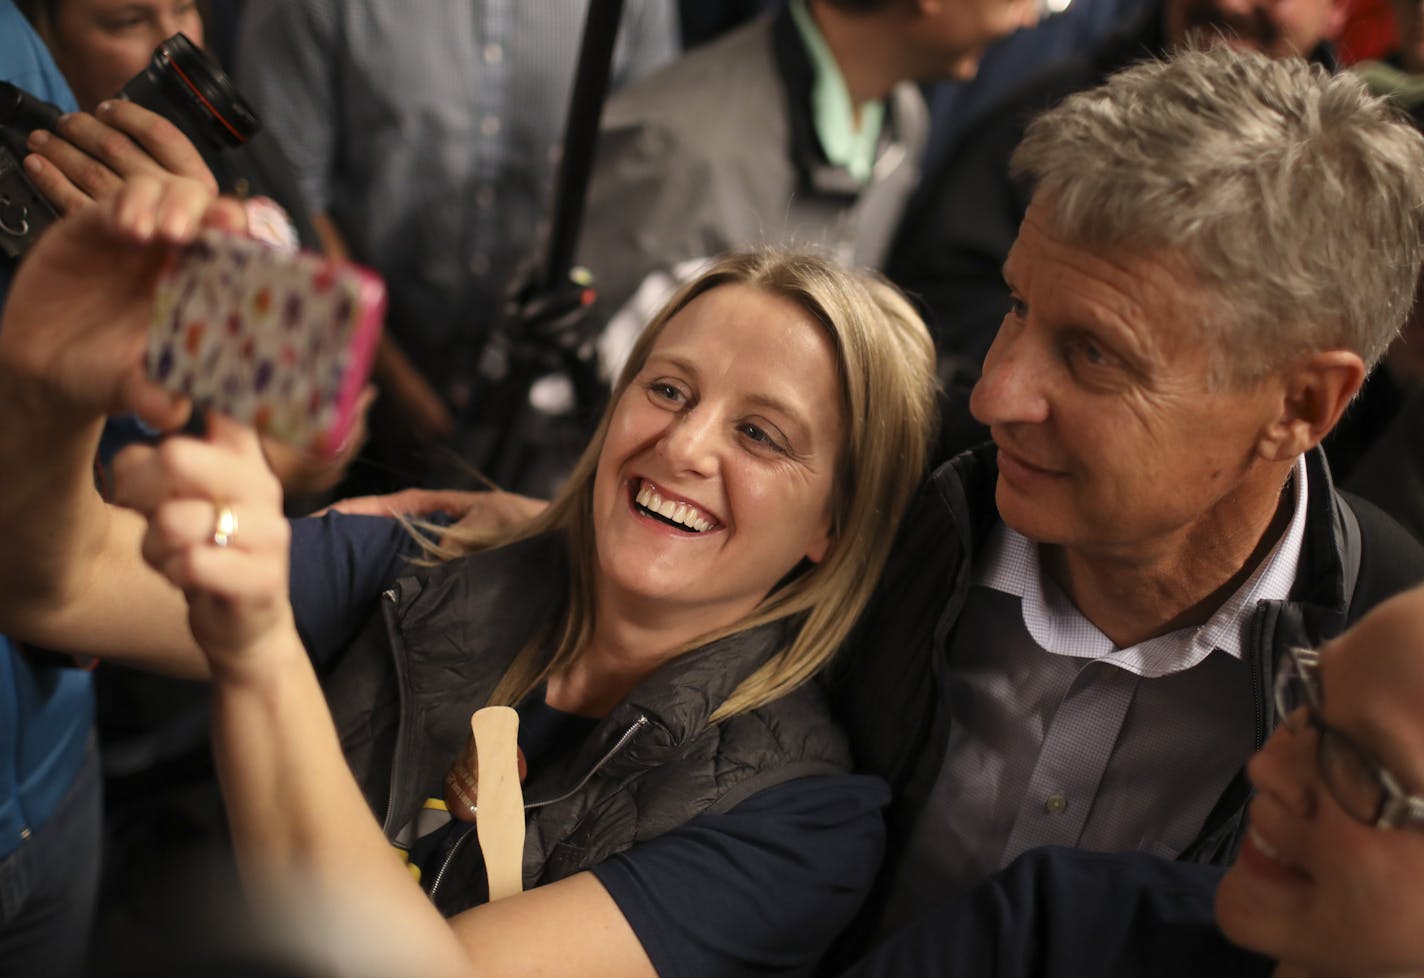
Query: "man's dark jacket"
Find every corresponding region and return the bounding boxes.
[826,443,1424,954]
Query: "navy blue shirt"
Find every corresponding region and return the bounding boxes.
[288,511,888,977]
[839,848,1273,978]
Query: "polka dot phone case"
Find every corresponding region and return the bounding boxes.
[146,230,386,457]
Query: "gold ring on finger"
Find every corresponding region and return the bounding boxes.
[211,503,238,548]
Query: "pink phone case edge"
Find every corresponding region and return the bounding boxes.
[319,268,387,458]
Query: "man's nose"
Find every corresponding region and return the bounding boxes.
[968,319,1050,427]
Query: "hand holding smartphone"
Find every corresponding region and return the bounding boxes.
[146,229,386,457]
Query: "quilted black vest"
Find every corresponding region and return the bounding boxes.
[319,533,852,915]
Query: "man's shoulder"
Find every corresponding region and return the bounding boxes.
[603,16,779,130]
[0,3,78,108]
[935,10,1157,178]
[1339,489,1424,621]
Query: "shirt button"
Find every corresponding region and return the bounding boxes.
[480,114,501,137]
[483,42,503,64]
[474,186,495,209]
[468,253,490,276]
[1044,793,1068,815]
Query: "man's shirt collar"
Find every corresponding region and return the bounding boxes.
[974,455,1309,677]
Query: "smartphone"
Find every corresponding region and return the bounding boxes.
[146,230,386,457]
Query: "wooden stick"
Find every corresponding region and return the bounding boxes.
[471,706,525,901]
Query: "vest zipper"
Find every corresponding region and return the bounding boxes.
[426,714,650,902]
[379,588,407,837]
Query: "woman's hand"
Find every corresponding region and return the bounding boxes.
[0,173,244,429]
[113,412,300,685]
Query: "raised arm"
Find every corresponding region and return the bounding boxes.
[128,413,659,977]
[0,175,230,675]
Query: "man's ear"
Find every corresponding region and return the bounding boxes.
[1255,350,1365,461]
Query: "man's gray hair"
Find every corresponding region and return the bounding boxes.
[1011,44,1424,381]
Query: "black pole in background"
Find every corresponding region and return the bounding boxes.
[541,0,626,291]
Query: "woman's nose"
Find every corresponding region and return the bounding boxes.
[968,319,1049,427]
[658,409,720,474]
[1247,716,1320,819]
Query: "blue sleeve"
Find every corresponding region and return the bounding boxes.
[591,774,890,978]
[0,0,79,305]
[836,848,1268,978]
[288,511,417,665]
[0,1,79,110]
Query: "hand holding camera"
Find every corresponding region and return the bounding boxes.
[23,99,217,214]
[1,33,253,255]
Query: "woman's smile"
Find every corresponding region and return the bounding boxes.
[630,478,721,534]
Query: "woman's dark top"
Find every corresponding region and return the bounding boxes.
[287,512,889,978]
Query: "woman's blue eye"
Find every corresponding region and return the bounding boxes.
[738,422,786,454]
[648,381,683,403]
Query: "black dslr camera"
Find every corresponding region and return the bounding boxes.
[0,82,62,260]
[0,32,259,260]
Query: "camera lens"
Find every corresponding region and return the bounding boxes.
[119,33,260,150]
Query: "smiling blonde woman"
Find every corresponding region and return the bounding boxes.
[0,177,938,978]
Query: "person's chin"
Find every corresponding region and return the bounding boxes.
[1214,849,1311,961]
[1214,863,1281,957]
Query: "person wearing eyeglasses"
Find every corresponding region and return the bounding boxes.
[837,583,1424,978]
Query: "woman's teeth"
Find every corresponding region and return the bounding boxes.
[635,482,713,533]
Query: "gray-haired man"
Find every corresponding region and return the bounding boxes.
[830,42,1424,951]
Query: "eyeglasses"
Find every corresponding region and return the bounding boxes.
[1274,646,1424,832]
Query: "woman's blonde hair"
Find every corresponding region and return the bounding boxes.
[438,249,938,720]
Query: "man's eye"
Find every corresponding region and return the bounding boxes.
[1078,339,1106,364]
[1064,334,1116,370]
[1008,295,1028,318]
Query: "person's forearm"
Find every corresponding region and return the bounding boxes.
[208,638,472,970]
[0,362,207,676]
[0,362,112,631]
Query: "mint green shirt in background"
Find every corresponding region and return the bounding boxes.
[789,0,885,183]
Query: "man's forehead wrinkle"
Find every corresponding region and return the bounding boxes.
[1018,209,1182,366]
